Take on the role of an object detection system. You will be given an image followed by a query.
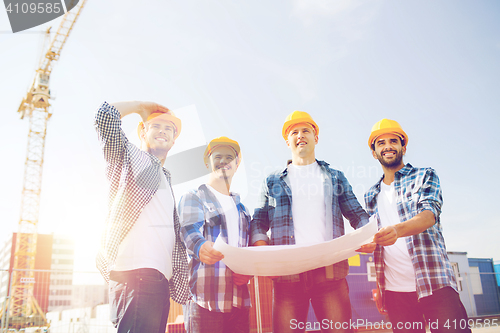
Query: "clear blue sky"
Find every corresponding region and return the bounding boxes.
[1,0,499,272]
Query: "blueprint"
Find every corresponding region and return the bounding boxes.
[213,217,378,276]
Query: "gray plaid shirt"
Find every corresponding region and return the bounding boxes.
[94,101,190,304]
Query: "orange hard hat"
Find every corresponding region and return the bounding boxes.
[203,136,241,166]
[368,118,408,149]
[137,110,182,140]
[282,111,319,140]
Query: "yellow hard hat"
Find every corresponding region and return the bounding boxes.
[282,111,319,140]
[368,118,408,148]
[137,110,182,140]
[203,136,241,166]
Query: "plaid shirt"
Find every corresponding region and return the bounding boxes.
[364,163,457,301]
[94,101,190,304]
[179,184,251,312]
[250,160,369,282]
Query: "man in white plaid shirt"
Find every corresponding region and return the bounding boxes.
[95,101,189,333]
[363,119,470,333]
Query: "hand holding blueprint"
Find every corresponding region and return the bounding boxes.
[213,217,378,276]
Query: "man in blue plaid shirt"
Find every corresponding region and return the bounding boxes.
[364,119,470,333]
[179,137,252,333]
[251,111,370,333]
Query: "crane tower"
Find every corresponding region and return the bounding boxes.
[0,1,87,330]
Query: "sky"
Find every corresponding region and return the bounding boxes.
[0,0,499,274]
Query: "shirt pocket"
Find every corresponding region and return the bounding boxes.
[204,208,222,228]
[401,184,420,212]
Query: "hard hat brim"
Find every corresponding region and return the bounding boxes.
[368,128,408,148]
[203,137,241,166]
[282,118,319,140]
[137,114,182,140]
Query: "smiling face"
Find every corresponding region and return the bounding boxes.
[207,146,239,181]
[140,118,176,158]
[286,122,318,162]
[372,133,406,169]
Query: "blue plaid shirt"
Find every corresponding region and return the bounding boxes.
[250,160,369,282]
[364,163,457,301]
[179,184,251,312]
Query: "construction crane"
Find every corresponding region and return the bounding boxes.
[0,1,87,331]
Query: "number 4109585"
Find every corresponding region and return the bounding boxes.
[6,2,62,14]
[444,319,498,329]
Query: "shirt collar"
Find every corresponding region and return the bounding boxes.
[280,159,328,177]
[396,163,413,176]
[200,183,241,205]
[376,162,413,188]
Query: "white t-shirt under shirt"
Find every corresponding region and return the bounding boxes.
[206,184,239,247]
[114,171,175,280]
[378,181,416,292]
[287,162,328,245]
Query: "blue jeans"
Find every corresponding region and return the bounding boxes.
[273,268,353,333]
[385,287,471,333]
[186,300,249,333]
[109,268,170,333]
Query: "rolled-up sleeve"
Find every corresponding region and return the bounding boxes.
[94,101,128,165]
[417,168,442,221]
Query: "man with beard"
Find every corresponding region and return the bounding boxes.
[364,118,470,333]
[95,101,189,333]
[179,137,252,333]
[251,111,370,333]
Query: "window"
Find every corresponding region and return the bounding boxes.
[52,259,74,266]
[367,262,376,282]
[469,266,483,295]
[53,249,74,255]
[451,262,463,292]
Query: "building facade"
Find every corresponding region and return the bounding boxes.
[0,233,74,313]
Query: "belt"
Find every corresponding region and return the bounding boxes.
[109,268,165,283]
